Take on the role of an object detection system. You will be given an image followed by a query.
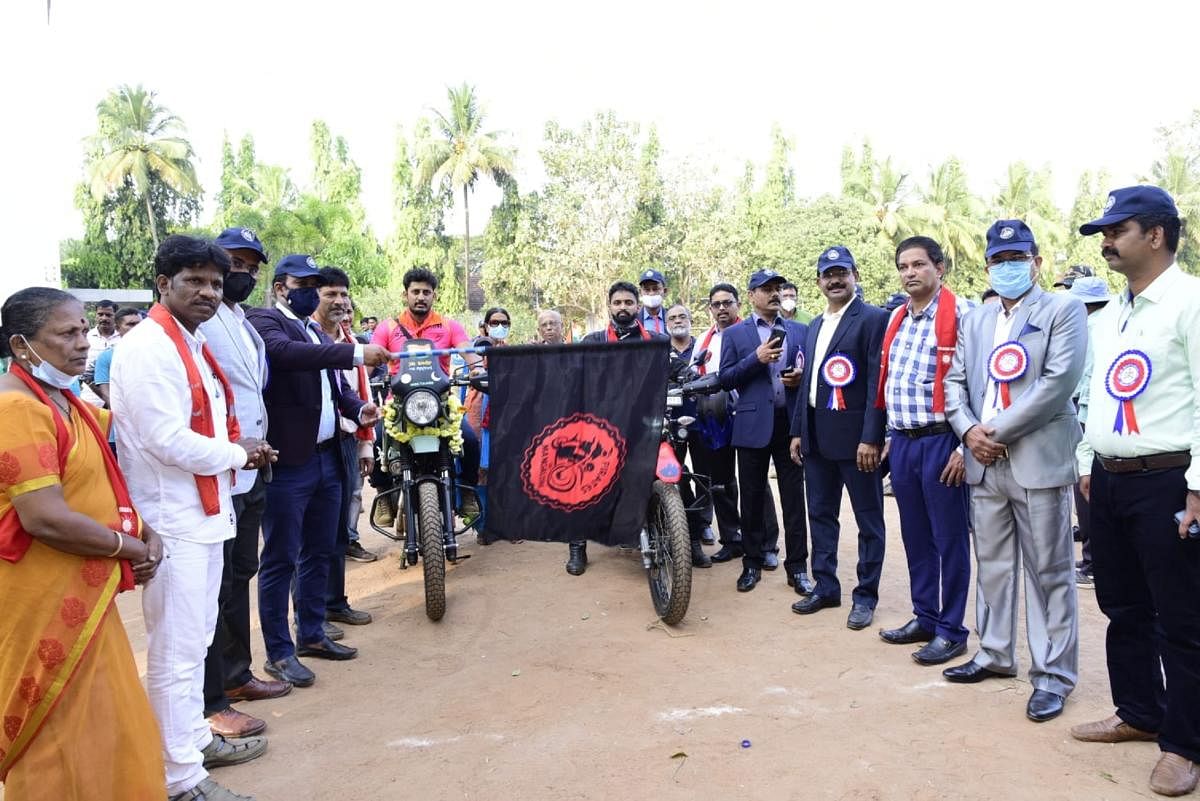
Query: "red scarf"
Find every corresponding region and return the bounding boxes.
[2,365,138,590]
[606,321,651,342]
[148,304,241,515]
[338,319,375,444]
[697,318,740,375]
[875,286,958,413]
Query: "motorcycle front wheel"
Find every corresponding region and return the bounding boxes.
[417,481,447,621]
[645,480,692,625]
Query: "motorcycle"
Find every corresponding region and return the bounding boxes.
[367,339,487,621]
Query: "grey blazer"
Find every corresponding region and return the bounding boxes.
[200,302,270,494]
[944,286,1087,489]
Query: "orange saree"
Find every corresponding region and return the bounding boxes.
[0,390,165,800]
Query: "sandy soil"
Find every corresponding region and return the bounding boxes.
[45,487,1168,800]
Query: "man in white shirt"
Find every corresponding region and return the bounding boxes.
[80,298,119,406]
[113,235,276,801]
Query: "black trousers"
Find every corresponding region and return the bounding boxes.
[1089,460,1200,763]
[326,435,358,612]
[735,409,808,572]
[690,434,780,548]
[203,474,267,716]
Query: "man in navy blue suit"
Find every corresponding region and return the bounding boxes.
[248,255,390,688]
[719,269,811,593]
[790,246,889,630]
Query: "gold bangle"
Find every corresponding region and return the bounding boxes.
[106,530,124,558]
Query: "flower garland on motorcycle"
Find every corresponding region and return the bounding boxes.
[382,392,466,454]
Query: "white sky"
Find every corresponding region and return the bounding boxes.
[3,0,1199,298]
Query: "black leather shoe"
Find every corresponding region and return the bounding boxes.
[846,603,874,630]
[566,542,588,576]
[326,606,372,625]
[735,566,761,592]
[762,551,780,571]
[1026,690,1065,722]
[792,594,841,615]
[690,541,712,568]
[880,618,935,645]
[942,660,1012,684]
[296,636,358,661]
[263,655,315,687]
[700,527,716,546]
[912,636,967,665]
[710,544,744,563]
[786,570,814,595]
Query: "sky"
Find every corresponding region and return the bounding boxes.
[2,0,1199,299]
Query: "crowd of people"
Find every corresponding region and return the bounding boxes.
[0,183,1196,800]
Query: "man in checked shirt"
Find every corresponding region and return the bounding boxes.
[874,236,973,666]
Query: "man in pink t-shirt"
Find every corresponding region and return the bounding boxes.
[371,267,473,375]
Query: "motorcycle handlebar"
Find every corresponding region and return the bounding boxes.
[674,373,722,396]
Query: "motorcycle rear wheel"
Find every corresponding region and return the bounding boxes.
[646,480,692,625]
[417,481,447,621]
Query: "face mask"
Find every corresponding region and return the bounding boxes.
[780,298,797,312]
[224,272,257,304]
[285,286,320,318]
[641,294,664,309]
[989,259,1035,299]
[487,325,509,340]
[20,337,77,390]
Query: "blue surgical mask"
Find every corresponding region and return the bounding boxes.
[286,286,320,318]
[487,325,510,340]
[20,337,77,390]
[988,259,1035,299]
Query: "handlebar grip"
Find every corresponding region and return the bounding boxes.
[679,374,722,395]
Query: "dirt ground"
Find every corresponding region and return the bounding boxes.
[93,486,1162,801]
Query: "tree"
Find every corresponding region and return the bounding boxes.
[416,84,515,309]
[991,162,1069,272]
[840,141,920,253]
[86,84,199,248]
[1147,112,1200,271]
[910,158,989,297]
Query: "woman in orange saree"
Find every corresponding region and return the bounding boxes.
[0,288,165,800]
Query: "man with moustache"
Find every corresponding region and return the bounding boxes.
[249,256,389,688]
[112,235,277,801]
[719,270,810,593]
[1070,187,1200,796]
[942,220,1086,724]
[665,303,713,568]
[198,228,291,742]
[81,299,119,406]
[789,247,888,629]
[536,309,566,344]
[875,236,972,664]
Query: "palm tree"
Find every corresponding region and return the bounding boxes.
[1148,151,1200,269]
[840,142,919,249]
[911,158,988,276]
[87,85,199,248]
[416,84,514,308]
[992,162,1069,254]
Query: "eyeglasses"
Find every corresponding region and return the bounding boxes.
[709,299,737,308]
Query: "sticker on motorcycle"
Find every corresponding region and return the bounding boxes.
[521,413,627,511]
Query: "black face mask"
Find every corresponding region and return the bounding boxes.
[223,272,257,304]
[286,286,320,318]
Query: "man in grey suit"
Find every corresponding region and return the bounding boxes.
[942,219,1087,724]
[200,228,293,740]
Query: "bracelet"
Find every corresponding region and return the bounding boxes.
[106,530,124,558]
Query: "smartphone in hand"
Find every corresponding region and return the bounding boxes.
[1174,510,1200,538]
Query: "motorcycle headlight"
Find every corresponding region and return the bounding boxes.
[403,389,441,426]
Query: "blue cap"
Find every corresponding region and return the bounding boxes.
[1068,276,1112,304]
[273,254,321,280]
[215,227,267,262]
[984,220,1036,259]
[1079,185,1180,236]
[638,268,666,286]
[747,269,786,290]
[817,246,856,273]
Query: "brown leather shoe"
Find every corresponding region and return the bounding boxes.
[1150,753,1199,796]
[207,707,267,738]
[1070,714,1158,743]
[226,675,293,702]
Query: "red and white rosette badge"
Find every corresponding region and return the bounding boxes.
[987,341,1029,409]
[822,354,856,411]
[1105,349,1151,435]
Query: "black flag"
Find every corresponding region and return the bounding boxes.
[485,339,668,546]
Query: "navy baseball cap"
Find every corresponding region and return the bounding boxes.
[1079,186,1180,236]
[638,268,666,286]
[747,269,786,290]
[817,246,856,273]
[984,219,1036,259]
[215,227,267,261]
[273,254,321,280]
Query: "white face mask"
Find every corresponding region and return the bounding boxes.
[641,293,664,310]
[20,337,77,390]
[780,298,797,313]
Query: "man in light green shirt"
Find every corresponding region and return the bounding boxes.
[1069,185,1200,798]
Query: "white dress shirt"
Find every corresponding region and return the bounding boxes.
[111,314,247,544]
[808,300,852,408]
[276,302,341,443]
[981,298,1024,424]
